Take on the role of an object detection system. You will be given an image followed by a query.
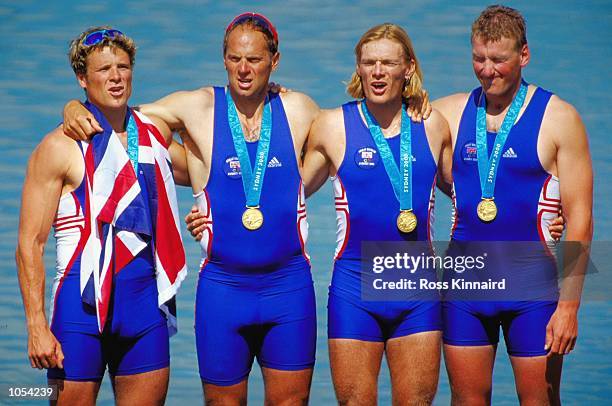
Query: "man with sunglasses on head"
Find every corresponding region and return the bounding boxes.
[16,27,187,404]
[62,14,320,404]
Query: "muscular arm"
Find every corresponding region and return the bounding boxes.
[432,94,470,198]
[553,101,593,245]
[423,109,453,197]
[16,129,75,369]
[302,109,344,198]
[169,139,190,186]
[63,94,187,143]
[139,90,195,132]
[279,91,321,164]
[542,98,593,355]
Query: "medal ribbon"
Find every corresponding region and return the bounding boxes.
[476,82,527,199]
[126,110,139,173]
[361,100,413,211]
[226,89,272,207]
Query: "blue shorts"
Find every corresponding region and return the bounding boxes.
[48,248,169,381]
[328,291,442,342]
[195,261,316,386]
[328,260,441,342]
[442,300,557,356]
[48,323,169,381]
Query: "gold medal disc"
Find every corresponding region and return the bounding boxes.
[477,199,497,222]
[242,207,264,230]
[397,210,417,233]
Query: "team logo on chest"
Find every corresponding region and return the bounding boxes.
[502,147,518,158]
[267,156,283,168]
[223,156,242,179]
[461,142,478,162]
[224,155,283,178]
[354,147,380,169]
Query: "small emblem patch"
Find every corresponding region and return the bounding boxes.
[223,156,242,179]
[354,147,380,169]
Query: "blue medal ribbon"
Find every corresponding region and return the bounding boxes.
[361,100,413,211]
[226,88,272,207]
[126,110,139,173]
[476,82,527,199]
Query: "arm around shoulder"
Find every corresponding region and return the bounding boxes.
[431,93,470,129]
[281,91,321,128]
[140,87,215,133]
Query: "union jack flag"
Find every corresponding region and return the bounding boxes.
[78,101,187,336]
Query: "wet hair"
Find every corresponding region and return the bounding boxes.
[472,5,527,50]
[68,26,136,75]
[346,23,425,105]
[223,17,278,56]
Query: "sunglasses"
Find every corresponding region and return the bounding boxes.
[226,12,278,44]
[82,29,124,47]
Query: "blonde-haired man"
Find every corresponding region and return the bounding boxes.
[303,23,452,404]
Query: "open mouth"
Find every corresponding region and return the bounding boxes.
[108,86,124,97]
[237,78,253,90]
[370,81,387,95]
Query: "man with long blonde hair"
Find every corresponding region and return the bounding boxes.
[303,23,453,404]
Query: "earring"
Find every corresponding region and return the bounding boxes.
[404,76,411,92]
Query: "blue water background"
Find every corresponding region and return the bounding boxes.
[1,0,610,404]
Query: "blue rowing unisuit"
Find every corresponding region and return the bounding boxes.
[444,85,560,356]
[333,102,437,262]
[194,87,315,385]
[452,86,556,243]
[198,87,309,271]
[328,101,441,342]
[48,156,168,381]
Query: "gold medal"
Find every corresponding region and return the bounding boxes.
[397,210,417,233]
[477,199,497,222]
[242,207,263,230]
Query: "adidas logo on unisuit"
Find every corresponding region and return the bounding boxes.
[267,156,283,168]
[502,147,518,158]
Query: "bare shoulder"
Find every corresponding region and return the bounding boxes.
[279,91,321,144]
[30,127,80,173]
[423,108,449,134]
[314,106,343,127]
[190,86,215,107]
[311,107,344,142]
[542,94,586,143]
[38,127,80,157]
[544,94,583,125]
[432,92,470,117]
[280,91,320,119]
[280,90,318,108]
